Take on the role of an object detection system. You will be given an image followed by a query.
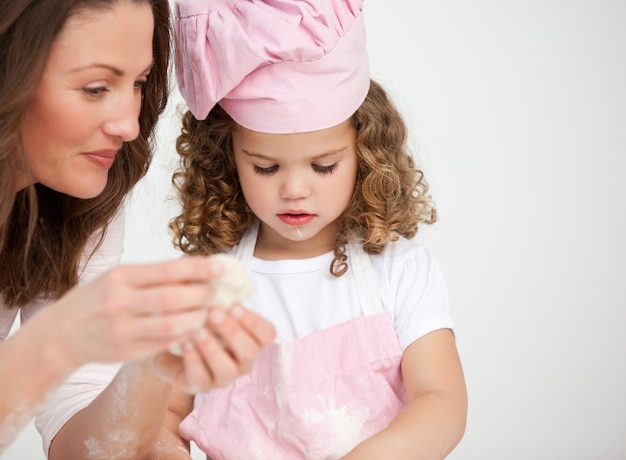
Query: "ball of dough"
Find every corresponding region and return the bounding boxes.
[206,253,253,309]
[168,254,252,356]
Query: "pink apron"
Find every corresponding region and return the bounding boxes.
[179,228,405,459]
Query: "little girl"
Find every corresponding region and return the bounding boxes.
[160,0,467,458]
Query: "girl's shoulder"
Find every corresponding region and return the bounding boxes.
[369,236,447,298]
[372,237,452,350]
[372,236,437,270]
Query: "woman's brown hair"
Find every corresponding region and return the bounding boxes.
[0,0,171,306]
[171,80,436,276]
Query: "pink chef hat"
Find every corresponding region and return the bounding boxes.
[174,0,369,134]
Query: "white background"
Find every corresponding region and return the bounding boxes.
[4,1,626,459]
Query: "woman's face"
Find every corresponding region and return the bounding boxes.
[18,1,154,197]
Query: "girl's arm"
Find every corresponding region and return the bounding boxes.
[145,388,196,460]
[341,328,467,460]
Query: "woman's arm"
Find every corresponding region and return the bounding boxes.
[0,307,79,453]
[46,305,275,460]
[47,360,173,460]
[341,328,467,460]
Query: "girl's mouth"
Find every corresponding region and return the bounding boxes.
[278,213,315,226]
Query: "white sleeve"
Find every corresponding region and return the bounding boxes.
[379,240,454,350]
[77,210,126,284]
[0,304,19,341]
[35,362,123,455]
[34,211,126,456]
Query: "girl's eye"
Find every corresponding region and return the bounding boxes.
[313,163,338,175]
[253,165,278,176]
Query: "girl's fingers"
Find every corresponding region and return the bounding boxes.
[190,327,241,388]
[146,309,276,392]
[177,341,212,393]
[228,305,277,346]
[198,307,274,373]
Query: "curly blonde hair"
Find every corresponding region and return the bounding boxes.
[171,79,436,276]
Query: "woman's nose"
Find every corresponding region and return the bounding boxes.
[102,91,141,141]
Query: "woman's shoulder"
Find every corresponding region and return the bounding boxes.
[78,210,125,284]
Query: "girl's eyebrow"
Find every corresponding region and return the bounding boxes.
[242,146,348,160]
[241,149,271,160]
[312,146,348,160]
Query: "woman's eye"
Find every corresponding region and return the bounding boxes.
[253,165,279,176]
[313,163,338,175]
[83,87,109,96]
[134,80,150,91]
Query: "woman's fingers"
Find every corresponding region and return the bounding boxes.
[98,258,220,316]
[58,257,234,364]
[60,256,276,375]
[129,309,208,342]
[115,256,224,288]
[126,282,215,316]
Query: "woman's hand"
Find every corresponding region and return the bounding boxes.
[46,256,237,368]
[149,304,276,393]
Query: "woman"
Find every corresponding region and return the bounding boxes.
[0,0,274,456]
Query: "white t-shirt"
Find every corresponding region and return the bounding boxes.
[0,211,126,455]
[238,236,453,350]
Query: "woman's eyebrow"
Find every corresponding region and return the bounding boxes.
[69,61,154,76]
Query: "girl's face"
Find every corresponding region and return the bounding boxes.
[18,1,154,197]
[233,119,358,258]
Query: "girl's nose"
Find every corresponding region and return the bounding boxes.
[279,172,310,200]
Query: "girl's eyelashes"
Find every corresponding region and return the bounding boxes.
[312,163,338,175]
[253,165,278,176]
[252,163,339,176]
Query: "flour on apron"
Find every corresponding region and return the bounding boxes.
[180,223,405,459]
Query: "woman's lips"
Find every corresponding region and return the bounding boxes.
[278,212,315,226]
[82,149,118,169]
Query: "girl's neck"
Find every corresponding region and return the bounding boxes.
[253,222,338,260]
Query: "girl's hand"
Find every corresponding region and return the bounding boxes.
[148,305,276,393]
[46,256,231,367]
